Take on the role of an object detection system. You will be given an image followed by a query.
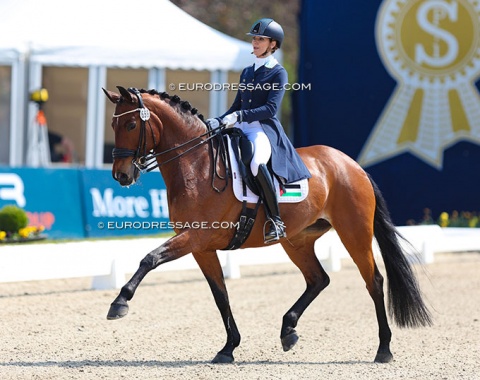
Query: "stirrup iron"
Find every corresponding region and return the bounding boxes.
[263,218,286,244]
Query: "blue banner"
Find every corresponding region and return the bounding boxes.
[294,0,480,225]
[0,167,85,238]
[0,167,172,239]
[80,169,171,238]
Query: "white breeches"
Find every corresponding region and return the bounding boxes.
[236,121,271,176]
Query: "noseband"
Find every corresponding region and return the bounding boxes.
[112,88,226,175]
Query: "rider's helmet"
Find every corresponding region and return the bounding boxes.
[247,18,284,49]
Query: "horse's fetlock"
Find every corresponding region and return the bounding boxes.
[283,311,299,329]
[233,333,241,348]
[120,285,134,301]
[379,329,392,343]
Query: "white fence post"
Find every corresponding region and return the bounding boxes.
[91,260,125,290]
[223,252,241,279]
[323,246,341,272]
[421,240,435,264]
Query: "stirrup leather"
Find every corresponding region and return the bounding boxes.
[263,218,287,244]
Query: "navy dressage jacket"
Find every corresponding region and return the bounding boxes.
[220,62,311,183]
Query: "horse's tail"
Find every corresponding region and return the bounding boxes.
[369,175,432,328]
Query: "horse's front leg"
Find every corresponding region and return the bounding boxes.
[107,231,193,320]
[192,251,240,364]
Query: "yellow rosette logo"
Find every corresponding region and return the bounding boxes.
[359,0,480,169]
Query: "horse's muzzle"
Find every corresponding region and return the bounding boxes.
[114,171,134,186]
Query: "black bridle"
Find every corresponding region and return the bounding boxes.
[112,88,155,169]
[112,88,229,191]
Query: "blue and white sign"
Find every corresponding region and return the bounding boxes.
[0,167,85,239]
[81,169,171,238]
[0,167,172,239]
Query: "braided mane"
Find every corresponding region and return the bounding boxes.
[137,88,206,125]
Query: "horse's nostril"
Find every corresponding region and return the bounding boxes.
[115,172,128,182]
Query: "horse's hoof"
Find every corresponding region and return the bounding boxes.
[374,351,393,363]
[211,353,234,364]
[281,331,299,352]
[107,302,129,320]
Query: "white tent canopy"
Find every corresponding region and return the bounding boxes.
[0,0,256,167]
[0,0,252,70]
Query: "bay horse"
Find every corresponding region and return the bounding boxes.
[102,86,432,364]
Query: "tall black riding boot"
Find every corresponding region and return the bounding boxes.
[255,164,286,244]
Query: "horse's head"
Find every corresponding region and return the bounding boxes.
[103,86,160,186]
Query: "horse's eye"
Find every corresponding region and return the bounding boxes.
[126,122,136,131]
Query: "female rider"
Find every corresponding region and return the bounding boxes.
[207,18,311,244]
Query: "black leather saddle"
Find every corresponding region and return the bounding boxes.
[223,128,260,196]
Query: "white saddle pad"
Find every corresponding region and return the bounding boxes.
[225,135,309,204]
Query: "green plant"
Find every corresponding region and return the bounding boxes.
[0,205,29,233]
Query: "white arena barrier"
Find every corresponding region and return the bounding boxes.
[0,225,479,290]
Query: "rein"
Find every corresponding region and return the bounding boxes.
[112,88,229,192]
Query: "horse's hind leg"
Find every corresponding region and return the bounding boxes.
[280,230,331,352]
[334,217,393,363]
[192,250,240,364]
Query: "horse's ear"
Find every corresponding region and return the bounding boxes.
[102,88,120,104]
[116,86,135,103]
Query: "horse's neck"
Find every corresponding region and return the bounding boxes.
[156,111,213,196]
[158,113,205,152]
